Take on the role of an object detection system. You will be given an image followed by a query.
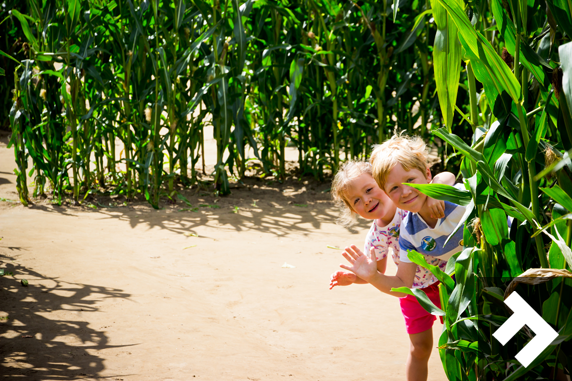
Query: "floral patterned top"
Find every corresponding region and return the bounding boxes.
[363,208,446,289]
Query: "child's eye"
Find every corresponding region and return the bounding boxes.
[353,198,360,205]
[366,187,373,193]
[407,178,415,183]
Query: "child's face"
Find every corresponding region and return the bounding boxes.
[384,163,432,213]
[346,173,394,221]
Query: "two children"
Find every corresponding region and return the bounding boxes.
[330,134,465,381]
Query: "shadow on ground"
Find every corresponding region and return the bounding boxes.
[26,176,370,238]
[0,249,132,379]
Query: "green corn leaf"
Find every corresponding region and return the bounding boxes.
[11,10,38,48]
[436,0,521,104]
[503,240,523,277]
[393,0,400,22]
[546,0,572,38]
[537,221,572,269]
[394,15,425,54]
[431,0,463,131]
[175,0,185,32]
[0,50,21,66]
[491,0,548,88]
[177,193,193,207]
[433,128,485,163]
[403,183,471,206]
[157,47,172,101]
[66,0,81,35]
[232,0,248,76]
[390,287,445,316]
[480,208,508,246]
[540,185,572,212]
[406,250,456,291]
[532,213,572,239]
[438,339,479,352]
[560,42,572,125]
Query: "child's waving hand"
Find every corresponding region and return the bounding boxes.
[340,245,378,283]
[329,271,357,289]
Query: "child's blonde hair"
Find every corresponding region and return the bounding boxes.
[331,160,372,226]
[370,134,429,191]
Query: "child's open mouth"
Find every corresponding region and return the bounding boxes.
[368,202,379,213]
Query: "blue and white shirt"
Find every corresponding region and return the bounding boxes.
[364,208,447,289]
[399,195,466,288]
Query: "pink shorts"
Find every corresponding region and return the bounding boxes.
[399,282,442,335]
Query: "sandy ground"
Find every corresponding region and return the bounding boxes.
[0,128,447,380]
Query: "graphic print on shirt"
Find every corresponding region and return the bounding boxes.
[363,208,444,289]
[388,225,400,238]
[421,236,436,251]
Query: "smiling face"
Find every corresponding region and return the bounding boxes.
[384,163,432,213]
[345,173,395,223]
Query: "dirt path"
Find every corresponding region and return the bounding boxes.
[0,131,446,380]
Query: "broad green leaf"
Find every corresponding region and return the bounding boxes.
[436,0,521,104]
[431,0,463,130]
[537,221,572,269]
[480,208,508,246]
[542,291,561,326]
[540,185,572,212]
[393,0,400,22]
[175,0,186,31]
[476,160,536,223]
[11,10,38,48]
[445,248,473,325]
[546,0,572,38]
[406,250,456,291]
[394,16,426,54]
[560,42,572,125]
[404,183,471,205]
[491,0,547,87]
[532,213,572,238]
[390,287,445,316]
[433,128,484,163]
[232,0,247,75]
[439,339,479,352]
[67,0,81,35]
[503,240,523,277]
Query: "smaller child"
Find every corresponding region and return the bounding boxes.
[340,134,466,381]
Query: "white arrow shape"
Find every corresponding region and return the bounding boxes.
[493,291,559,368]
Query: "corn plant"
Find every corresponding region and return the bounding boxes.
[393,0,572,377]
[4,0,472,205]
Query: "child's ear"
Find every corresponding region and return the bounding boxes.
[425,167,432,181]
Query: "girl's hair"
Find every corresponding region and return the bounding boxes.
[331,160,372,226]
[369,134,428,192]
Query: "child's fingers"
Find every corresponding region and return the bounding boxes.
[350,244,364,255]
[339,264,355,273]
[344,246,359,260]
[369,247,377,261]
[437,201,445,217]
[341,252,355,264]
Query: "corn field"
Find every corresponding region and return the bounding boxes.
[3,0,466,207]
[4,0,572,379]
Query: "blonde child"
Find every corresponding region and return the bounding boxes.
[340,135,466,381]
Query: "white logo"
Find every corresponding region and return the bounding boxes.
[492,291,559,368]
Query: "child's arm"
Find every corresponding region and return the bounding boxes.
[427,171,456,219]
[340,245,416,298]
[329,257,386,289]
